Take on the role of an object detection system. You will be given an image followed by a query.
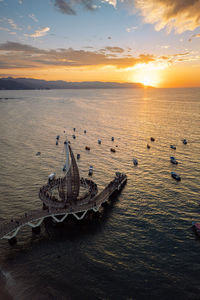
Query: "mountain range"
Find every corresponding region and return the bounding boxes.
[0,77,146,90]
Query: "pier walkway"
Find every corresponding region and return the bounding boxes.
[0,174,127,241]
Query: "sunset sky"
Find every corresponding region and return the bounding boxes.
[0,0,200,87]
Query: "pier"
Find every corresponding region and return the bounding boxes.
[0,173,127,242]
[0,139,127,243]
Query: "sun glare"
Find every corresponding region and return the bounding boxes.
[131,62,168,87]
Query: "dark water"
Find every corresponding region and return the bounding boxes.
[0,88,200,300]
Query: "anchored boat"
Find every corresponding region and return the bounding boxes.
[171,172,181,181]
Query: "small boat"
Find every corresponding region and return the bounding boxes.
[77,153,80,159]
[88,166,93,176]
[56,141,58,145]
[111,137,114,141]
[110,148,116,152]
[56,135,60,140]
[171,172,181,181]
[170,156,178,164]
[133,158,138,166]
[170,145,176,150]
[63,164,66,172]
[98,139,101,144]
[84,130,87,134]
[182,139,187,145]
[147,144,150,149]
[193,222,200,237]
[85,146,90,151]
[36,151,41,156]
[72,134,76,139]
[150,137,155,142]
[48,173,56,182]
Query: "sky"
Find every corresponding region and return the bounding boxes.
[0,0,200,87]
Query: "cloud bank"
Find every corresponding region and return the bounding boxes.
[134,0,200,33]
[0,41,154,69]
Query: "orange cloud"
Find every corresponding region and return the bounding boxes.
[134,0,200,33]
[0,41,154,69]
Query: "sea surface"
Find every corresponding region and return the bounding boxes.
[0,88,200,300]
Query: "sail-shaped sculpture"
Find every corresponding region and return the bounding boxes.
[58,141,80,203]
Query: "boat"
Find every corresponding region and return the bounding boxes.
[88,166,93,176]
[147,144,150,149]
[182,139,187,145]
[110,148,116,153]
[85,146,90,151]
[98,139,101,144]
[170,156,178,164]
[150,137,155,142]
[77,153,80,159]
[133,158,138,166]
[48,173,56,182]
[111,137,114,141]
[170,145,176,150]
[193,222,200,237]
[171,172,181,181]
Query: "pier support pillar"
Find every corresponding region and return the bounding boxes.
[32,226,41,234]
[101,202,108,208]
[43,203,48,210]
[93,211,100,219]
[8,237,17,245]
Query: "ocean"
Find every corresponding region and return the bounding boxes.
[0,88,200,300]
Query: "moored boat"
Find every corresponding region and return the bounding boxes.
[88,166,93,176]
[170,145,176,150]
[182,139,187,144]
[48,172,56,182]
[133,158,138,165]
[170,156,178,164]
[171,171,181,181]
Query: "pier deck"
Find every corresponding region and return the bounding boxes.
[0,174,127,241]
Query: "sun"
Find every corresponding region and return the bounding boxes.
[133,70,160,87]
[131,62,166,87]
[138,76,157,87]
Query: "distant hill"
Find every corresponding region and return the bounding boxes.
[0,77,145,90]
